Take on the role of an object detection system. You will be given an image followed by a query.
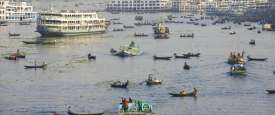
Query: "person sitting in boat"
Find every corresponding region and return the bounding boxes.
[88,53,94,60]
[129,41,135,48]
[241,51,245,57]
[129,97,133,103]
[231,66,235,71]
[122,98,129,111]
[193,88,198,96]
[125,80,129,85]
[137,100,142,112]
[180,89,186,95]
[148,74,153,81]
[184,62,189,67]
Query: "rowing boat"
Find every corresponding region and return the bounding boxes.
[153,55,172,60]
[88,53,96,60]
[169,92,196,97]
[266,90,275,94]
[169,89,197,97]
[4,56,17,60]
[183,52,200,57]
[174,53,190,59]
[24,63,47,69]
[247,56,267,61]
[146,74,162,85]
[110,80,129,88]
[22,40,57,45]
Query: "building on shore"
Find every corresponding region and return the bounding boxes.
[105,0,172,12]
[37,10,106,37]
[170,0,272,14]
[207,0,271,15]
[0,0,36,22]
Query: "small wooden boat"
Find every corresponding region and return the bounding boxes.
[221,26,231,30]
[154,34,169,39]
[180,33,194,38]
[134,33,148,37]
[12,53,25,58]
[22,41,40,44]
[146,74,162,85]
[22,40,57,45]
[174,53,190,59]
[183,62,191,70]
[113,29,124,31]
[123,25,134,28]
[146,79,162,85]
[169,92,196,97]
[68,106,104,115]
[110,80,129,88]
[247,56,267,61]
[88,53,96,60]
[24,63,47,69]
[4,56,17,60]
[247,26,256,30]
[9,33,20,37]
[229,31,236,35]
[249,39,255,45]
[153,55,172,60]
[17,54,25,58]
[266,90,275,94]
[113,22,123,25]
[183,52,200,57]
[169,88,197,97]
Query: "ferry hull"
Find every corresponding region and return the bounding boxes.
[36,25,106,37]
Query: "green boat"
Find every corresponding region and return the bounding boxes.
[230,64,246,75]
[111,41,142,57]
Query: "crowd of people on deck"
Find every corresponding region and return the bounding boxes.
[229,51,245,64]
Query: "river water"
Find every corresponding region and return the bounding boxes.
[1,1,275,115]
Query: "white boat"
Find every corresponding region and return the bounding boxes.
[262,23,275,31]
[0,0,37,22]
[37,10,107,37]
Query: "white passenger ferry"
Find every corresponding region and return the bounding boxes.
[37,10,107,37]
[0,0,36,22]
